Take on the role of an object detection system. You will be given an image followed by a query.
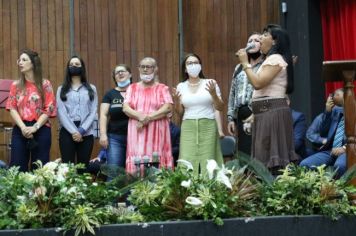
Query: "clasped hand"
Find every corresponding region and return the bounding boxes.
[21,126,37,139]
[72,132,83,142]
[136,113,151,130]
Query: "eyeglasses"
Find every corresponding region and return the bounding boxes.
[115,70,128,75]
[186,61,200,66]
[138,65,155,70]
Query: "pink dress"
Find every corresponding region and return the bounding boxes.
[124,82,173,174]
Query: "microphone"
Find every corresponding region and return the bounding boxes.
[235,43,256,58]
[244,43,255,52]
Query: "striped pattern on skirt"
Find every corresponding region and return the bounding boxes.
[179,119,223,174]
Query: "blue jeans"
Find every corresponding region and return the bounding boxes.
[10,125,51,172]
[107,133,127,168]
[300,150,346,177]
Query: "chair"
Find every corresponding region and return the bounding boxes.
[220,136,236,158]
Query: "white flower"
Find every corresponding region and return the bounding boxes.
[216,170,232,189]
[177,159,194,170]
[181,179,191,188]
[220,164,233,176]
[22,173,36,184]
[92,182,98,186]
[34,186,47,197]
[67,187,77,194]
[56,165,69,182]
[186,196,203,206]
[17,195,26,202]
[43,161,58,172]
[206,160,218,179]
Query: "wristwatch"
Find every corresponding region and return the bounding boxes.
[34,123,40,130]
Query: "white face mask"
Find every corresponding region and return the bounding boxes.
[140,73,155,82]
[186,64,202,78]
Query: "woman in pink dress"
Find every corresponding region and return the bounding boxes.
[123,57,173,174]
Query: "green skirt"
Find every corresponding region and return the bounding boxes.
[179,119,223,174]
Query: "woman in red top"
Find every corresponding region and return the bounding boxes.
[6,49,56,171]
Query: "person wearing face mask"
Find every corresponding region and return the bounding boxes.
[57,56,98,168]
[99,64,131,172]
[227,32,264,156]
[6,49,56,171]
[236,24,298,174]
[173,53,224,174]
[123,57,173,174]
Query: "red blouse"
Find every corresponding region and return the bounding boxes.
[6,79,57,126]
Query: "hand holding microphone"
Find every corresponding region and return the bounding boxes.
[235,43,255,64]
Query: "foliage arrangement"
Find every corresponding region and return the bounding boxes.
[128,159,261,225]
[0,160,143,236]
[1,158,356,235]
[258,164,356,219]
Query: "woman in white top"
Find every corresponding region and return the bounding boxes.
[236,24,298,174]
[173,53,224,174]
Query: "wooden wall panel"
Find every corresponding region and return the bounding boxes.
[72,0,179,157]
[183,0,280,133]
[0,0,279,164]
[0,0,70,162]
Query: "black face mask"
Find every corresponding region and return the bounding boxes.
[69,66,82,76]
[248,51,262,60]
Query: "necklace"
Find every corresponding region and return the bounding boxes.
[187,79,201,87]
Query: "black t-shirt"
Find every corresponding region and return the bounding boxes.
[102,89,129,135]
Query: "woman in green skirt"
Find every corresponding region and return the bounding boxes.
[172,53,224,174]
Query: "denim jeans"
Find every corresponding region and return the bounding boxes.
[107,133,127,168]
[300,150,346,177]
[10,125,51,172]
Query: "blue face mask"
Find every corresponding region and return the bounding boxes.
[117,79,131,88]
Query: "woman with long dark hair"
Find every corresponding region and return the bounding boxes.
[6,49,56,171]
[173,53,224,174]
[236,24,298,174]
[57,56,98,166]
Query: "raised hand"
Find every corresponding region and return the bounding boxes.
[205,80,217,97]
[171,88,181,104]
[325,95,334,112]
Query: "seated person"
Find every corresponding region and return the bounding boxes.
[170,121,180,167]
[87,148,107,176]
[306,113,328,153]
[300,89,346,178]
[0,160,7,169]
[286,96,307,159]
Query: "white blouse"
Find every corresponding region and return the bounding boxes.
[177,79,221,120]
